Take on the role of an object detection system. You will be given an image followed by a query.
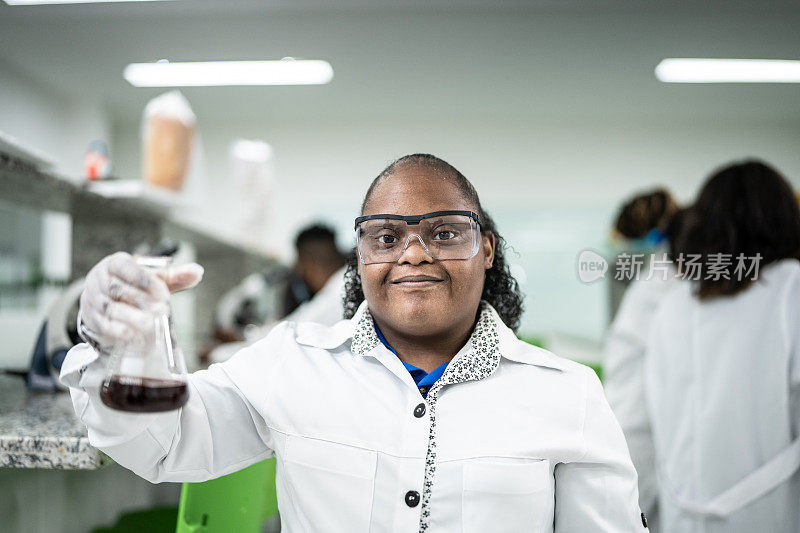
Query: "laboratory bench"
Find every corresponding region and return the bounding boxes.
[0,374,106,470]
[0,146,235,532]
[0,374,181,533]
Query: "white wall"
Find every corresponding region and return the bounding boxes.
[0,58,111,178]
[0,57,111,369]
[111,113,800,346]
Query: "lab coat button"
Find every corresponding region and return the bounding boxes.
[413,403,426,417]
[418,385,429,396]
[641,512,648,528]
[405,490,420,507]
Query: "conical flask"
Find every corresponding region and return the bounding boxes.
[100,256,189,412]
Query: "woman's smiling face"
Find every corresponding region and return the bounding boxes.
[358,164,495,337]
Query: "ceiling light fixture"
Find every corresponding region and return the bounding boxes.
[123,59,334,87]
[656,58,800,83]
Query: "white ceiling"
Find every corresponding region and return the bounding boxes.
[1,0,800,124]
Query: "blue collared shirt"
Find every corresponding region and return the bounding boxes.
[373,320,447,398]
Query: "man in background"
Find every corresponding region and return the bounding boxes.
[204,224,347,364]
[281,224,346,317]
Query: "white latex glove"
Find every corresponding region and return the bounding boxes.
[78,251,204,354]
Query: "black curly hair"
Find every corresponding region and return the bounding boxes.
[342,153,524,331]
[676,160,800,299]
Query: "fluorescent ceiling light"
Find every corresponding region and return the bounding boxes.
[4,0,171,4]
[124,59,334,87]
[656,58,800,83]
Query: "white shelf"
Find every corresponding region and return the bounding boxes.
[0,151,271,261]
[86,180,187,212]
[0,129,54,170]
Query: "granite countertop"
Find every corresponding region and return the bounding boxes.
[0,375,109,469]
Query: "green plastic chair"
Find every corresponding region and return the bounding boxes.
[175,458,278,533]
[91,506,178,533]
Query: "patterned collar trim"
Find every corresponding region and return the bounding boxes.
[416,302,500,533]
[297,298,565,371]
[350,300,382,357]
[346,300,505,533]
[436,301,501,386]
[350,300,501,378]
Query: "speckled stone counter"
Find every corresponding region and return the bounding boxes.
[0,375,108,469]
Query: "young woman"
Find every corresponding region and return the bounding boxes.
[63,154,645,532]
[603,205,688,533]
[645,161,800,533]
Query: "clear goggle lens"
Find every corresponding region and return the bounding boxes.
[356,214,480,265]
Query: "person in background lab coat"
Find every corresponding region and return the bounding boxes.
[266,224,347,329]
[207,225,347,363]
[607,188,678,319]
[62,153,646,532]
[645,160,800,533]
[603,192,685,533]
[287,224,347,313]
[211,224,345,337]
[206,264,347,364]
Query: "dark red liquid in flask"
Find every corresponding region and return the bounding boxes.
[100,375,188,413]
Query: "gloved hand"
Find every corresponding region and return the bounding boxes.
[78,252,204,354]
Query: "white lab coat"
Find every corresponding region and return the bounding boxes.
[603,271,676,532]
[209,266,347,363]
[645,259,800,533]
[282,265,346,326]
[61,301,646,532]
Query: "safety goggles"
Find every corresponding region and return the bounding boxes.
[354,210,481,265]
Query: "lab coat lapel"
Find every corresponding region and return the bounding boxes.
[418,301,503,532]
[434,301,502,391]
[350,301,420,389]
[350,300,508,394]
